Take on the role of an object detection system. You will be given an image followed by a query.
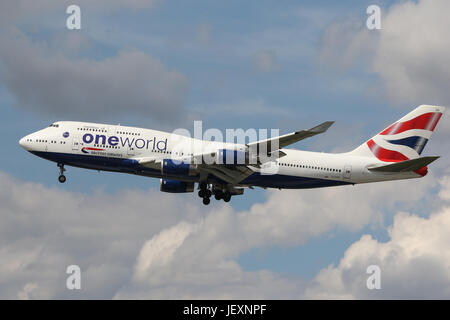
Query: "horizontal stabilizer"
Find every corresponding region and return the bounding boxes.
[367,156,440,172]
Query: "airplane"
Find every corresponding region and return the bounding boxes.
[19,105,445,205]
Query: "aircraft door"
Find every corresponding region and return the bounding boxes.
[72,138,80,151]
[343,165,352,179]
[127,146,135,156]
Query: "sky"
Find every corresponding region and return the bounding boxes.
[0,0,449,299]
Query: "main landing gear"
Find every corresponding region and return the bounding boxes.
[58,163,66,183]
[212,188,231,202]
[198,182,211,205]
[198,183,232,205]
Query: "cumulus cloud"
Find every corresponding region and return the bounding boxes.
[0,0,159,25]
[0,0,188,124]
[305,206,450,299]
[116,174,438,298]
[0,171,205,299]
[319,0,450,106]
[372,0,450,105]
[0,31,188,123]
[318,19,376,71]
[304,175,450,299]
[438,176,450,201]
[0,168,439,299]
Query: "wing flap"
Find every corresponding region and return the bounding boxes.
[199,164,254,184]
[137,157,161,169]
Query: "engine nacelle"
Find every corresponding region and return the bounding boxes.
[160,179,194,193]
[161,159,196,175]
[216,149,249,165]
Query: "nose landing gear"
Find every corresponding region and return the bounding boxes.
[58,163,66,183]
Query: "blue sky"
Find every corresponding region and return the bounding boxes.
[1,0,450,299]
[2,0,402,189]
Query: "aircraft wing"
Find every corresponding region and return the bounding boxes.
[198,164,255,185]
[137,157,161,170]
[247,121,334,152]
[192,121,334,184]
[137,155,254,185]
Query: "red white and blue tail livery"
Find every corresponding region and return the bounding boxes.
[351,105,443,161]
[19,105,445,205]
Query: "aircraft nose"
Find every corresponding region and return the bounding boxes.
[19,137,26,147]
[19,136,30,150]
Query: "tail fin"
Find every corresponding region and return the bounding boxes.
[350,105,445,162]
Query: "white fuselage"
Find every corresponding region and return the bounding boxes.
[19,121,424,189]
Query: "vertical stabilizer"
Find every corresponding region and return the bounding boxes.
[350,105,445,162]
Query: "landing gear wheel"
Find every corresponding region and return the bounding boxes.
[214,193,223,201]
[202,197,211,205]
[198,182,209,198]
[57,163,66,183]
[223,192,231,202]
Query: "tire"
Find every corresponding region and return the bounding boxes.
[58,175,66,183]
[202,197,210,205]
[223,192,231,202]
[198,190,205,198]
[214,193,222,201]
[205,189,212,198]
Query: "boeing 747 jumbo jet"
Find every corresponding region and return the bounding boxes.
[19,105,444,205]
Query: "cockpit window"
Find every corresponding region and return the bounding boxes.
[49,124,59,128]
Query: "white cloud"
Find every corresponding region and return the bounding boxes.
[0,31,188,123]
[318,19,375,71]
[133,222,196,283]
[17,282,38,300]
[0,0,159,25]
[0,171,204,298]
[438,176,450,202]
[304,173,450,299]
[305,204,450,299]
[0,167,443,299]
[116,174,438,298]
[372,0,450,105]
[319,0,450,107]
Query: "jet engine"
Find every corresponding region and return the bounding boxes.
[160,179,195,193]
